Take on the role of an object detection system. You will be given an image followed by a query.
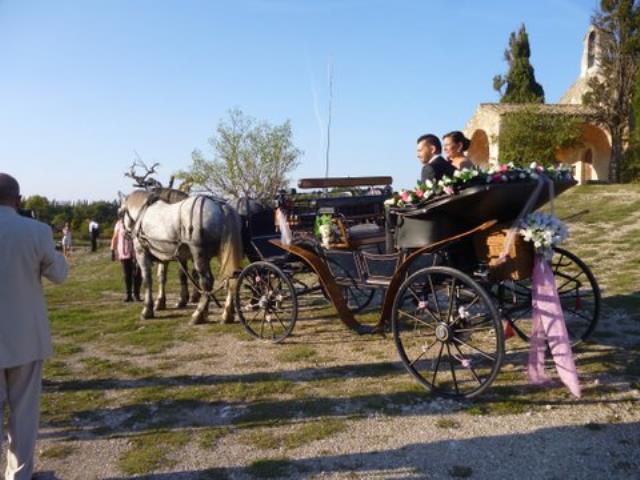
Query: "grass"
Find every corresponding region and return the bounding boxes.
[283,419,348,448]
[118,430,191,475]
[40,443,77,459]
[239,419,348,450]
[435,417,461,429]
[274,345,317,362]
[40,389,109,424]
[247,458,294,478]
[449,465,473,478]
[199,427,233,449]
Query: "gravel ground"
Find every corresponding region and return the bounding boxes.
[2,315,638,480]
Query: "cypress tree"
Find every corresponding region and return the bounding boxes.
[493,24,545,103]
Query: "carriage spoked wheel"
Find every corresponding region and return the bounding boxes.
[235,261,298,343]
[392,266,504,399]
[500,247,600,346]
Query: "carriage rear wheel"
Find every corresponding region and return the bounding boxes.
[502,247,600,346]
[392,266,504,399]
[235,261,298,343]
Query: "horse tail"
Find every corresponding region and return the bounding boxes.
[218,203,243,281]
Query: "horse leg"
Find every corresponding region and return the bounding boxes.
[221,278,237,324]
[190,267,201,304]
[176,260,189,309]
[137,248,154,320]
[190,254,212,325]
[154,262,167,311]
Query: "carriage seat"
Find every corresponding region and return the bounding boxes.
[344,223,386,248]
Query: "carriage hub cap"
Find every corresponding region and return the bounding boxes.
[435,323,451,341]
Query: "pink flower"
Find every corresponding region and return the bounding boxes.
[400,191,411,202]
[414,187,424,198]
[499,164,509,173]
[444,186,455,195]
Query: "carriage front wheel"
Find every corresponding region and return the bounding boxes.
[392,266,504,399]
[235,261,298,343]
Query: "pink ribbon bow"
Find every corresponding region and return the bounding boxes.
[528,255,581,397]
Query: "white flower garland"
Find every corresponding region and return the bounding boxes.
[518,212,569,260]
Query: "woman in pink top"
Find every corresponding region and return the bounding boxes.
[111,218,142,302]
[61,222,72,257]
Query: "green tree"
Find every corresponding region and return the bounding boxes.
[583,0,640,182]
[493,24,545,103]
[623,67,640,181]
[499,106,583,166]
[178,109,302,203]
[22,195,51,223]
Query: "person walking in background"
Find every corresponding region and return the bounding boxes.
[111,215,142,302]
[0,173,68,480]
[61,221,72,258]
[88,218,99,252]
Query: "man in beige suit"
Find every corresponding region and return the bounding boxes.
[0,173,68,480]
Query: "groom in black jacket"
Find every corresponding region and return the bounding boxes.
[417,133,455,183]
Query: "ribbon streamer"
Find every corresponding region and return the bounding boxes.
[527,255,581,397]
[275,208,292,245]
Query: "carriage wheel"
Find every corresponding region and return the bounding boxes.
[503,247,600,346]
[392,266,504,399]
[235,262,298,343]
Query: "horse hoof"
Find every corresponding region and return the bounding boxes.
[221,313,235,324]
[154,299,166,311]
[140,310,154,320]
[190,312,208,325]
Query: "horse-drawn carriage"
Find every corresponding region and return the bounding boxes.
[233,170,600,398]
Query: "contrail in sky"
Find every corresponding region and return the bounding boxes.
[308,63,325,144]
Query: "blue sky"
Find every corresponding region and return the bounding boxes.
[0,0,597,201]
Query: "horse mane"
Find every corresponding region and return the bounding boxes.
[126,190,153,210]
[155,188,189,204]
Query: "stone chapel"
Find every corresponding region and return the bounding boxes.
[464,25,611,184]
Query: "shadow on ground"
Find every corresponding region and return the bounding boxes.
[101,422,640,480]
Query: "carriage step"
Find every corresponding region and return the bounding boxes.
[364,277,391,287]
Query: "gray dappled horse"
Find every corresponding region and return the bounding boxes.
[120,190,243,324]
[147,189,194,311]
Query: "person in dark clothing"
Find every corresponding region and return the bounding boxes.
[417,133,456,183]
[110,218,142,302]
[89,219,100,252]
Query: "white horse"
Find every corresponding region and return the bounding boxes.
[120,190,243,324]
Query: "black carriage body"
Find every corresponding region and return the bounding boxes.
[392,180,576,249]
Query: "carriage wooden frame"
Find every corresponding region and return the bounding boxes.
[233,175,601,398]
